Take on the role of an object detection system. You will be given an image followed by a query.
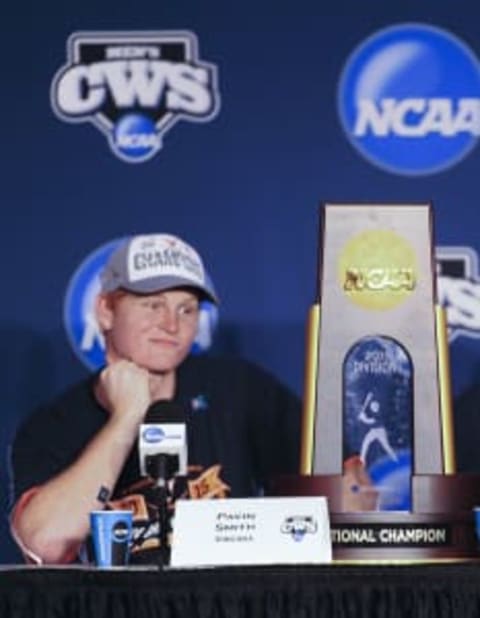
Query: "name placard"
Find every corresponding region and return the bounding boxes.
[170,496,332,567]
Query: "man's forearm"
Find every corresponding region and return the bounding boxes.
[13,416,140,564]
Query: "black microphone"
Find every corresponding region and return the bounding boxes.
[139,401,187,481]
[138,400,187,567]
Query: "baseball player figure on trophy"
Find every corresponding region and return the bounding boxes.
[343,336,412,513]
[273,203,480,561]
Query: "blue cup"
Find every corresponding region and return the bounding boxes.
[474,507,480,546]
[90,510,133,567]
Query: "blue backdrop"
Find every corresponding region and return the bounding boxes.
[2,0,479,562]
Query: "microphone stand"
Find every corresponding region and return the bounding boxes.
[146,453,178,568]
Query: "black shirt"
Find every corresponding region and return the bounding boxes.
[11,355,301,561]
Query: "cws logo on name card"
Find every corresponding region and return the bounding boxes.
[51,31,221,163]
[63,239,219,371]
[436,246,480,343]
[337,23,480,175]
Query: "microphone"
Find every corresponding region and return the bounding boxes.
[138,400,187,568]
[138,401,188,481]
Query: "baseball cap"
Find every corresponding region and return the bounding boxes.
[100,234,219,304]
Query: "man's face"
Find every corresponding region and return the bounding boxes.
[97,288,200,373]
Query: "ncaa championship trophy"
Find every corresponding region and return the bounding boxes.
[274,203,480,561]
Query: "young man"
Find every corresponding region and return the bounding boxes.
[10,234,301,564]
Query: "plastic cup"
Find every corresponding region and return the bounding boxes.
[90,510,133,567]
[474,507,480,546]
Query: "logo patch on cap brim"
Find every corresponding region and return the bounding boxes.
[127,234,205,286]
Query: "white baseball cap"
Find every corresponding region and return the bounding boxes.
[100,234,218,304]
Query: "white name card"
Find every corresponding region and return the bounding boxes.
[170,496,332,568]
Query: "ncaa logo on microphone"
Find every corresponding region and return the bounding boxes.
[50,31,221,163]
[142,427,166,443]
[337,23,480,175]
[63,239,219,371]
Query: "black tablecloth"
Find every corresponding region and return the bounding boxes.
[1,563,479,618]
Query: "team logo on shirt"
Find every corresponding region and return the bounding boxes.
[337,23,480,175]
[63,239,219,370]
[436,246,480,342]
[108,466,231,555]
[51,31,221,162]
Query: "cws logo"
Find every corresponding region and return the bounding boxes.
[436,246,480,343]
[338,24,480,175]
[51,31,220,163]
[280,516,318,542]
[63,238,219,371]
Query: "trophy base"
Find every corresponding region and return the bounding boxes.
[270,474,480,562]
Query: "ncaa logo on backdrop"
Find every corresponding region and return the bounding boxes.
[64,239,219,371]
[338,24,480,175]
[51,31,221,163]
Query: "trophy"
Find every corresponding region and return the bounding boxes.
[274,203,480,560]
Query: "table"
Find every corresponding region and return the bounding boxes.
[1,563,479,618]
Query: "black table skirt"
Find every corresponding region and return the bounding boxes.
[1,563,480,618]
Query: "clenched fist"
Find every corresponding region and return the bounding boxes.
[97,360,151,426]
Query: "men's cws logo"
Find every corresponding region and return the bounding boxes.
[338,24,480,175]
[280,515,318,542]
[63,239,219,371]
[436,246,480,343]
[51,31,221,163]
